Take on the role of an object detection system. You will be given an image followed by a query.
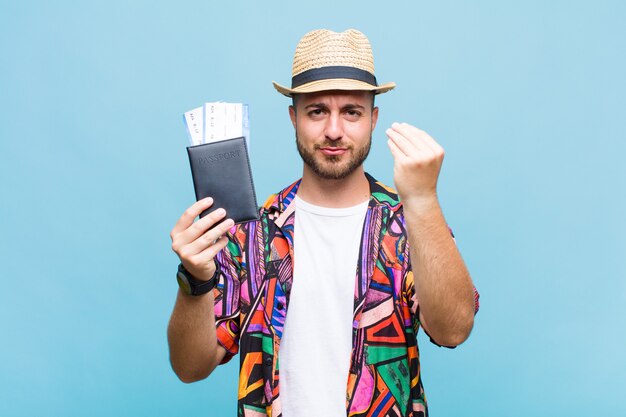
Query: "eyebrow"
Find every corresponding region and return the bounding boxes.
[304,103,366,111]
[304,103,329,110]
[341,103,366,111]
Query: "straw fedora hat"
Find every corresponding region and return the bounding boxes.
[273,29,396,97]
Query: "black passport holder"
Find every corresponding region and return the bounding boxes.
[186,137,259,223]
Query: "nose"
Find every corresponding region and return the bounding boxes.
[324,113,344,141]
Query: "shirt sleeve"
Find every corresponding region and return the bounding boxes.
[213,225,245,364]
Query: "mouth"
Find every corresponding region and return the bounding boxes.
[318,146,348,156]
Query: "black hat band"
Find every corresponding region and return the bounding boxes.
[291,66,378,89]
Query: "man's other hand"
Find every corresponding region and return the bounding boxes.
[385,122,445,206]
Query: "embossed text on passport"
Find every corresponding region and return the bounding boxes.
[197,150,241,165]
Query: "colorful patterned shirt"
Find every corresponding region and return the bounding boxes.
[214,173,479,417]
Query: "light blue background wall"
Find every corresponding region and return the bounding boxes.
[1,1,624,416]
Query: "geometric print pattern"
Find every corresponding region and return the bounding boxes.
[214,173,479,416]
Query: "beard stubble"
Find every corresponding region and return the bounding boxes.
[295,134,372,180]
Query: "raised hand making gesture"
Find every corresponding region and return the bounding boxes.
[386,122,476,347]
[386,122,445,204]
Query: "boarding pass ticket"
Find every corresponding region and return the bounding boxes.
[183,102,250,146]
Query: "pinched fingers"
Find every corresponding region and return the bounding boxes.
[386,128,418,158]
[386,123,430,158]
[387,136,406,161]
[400,123,445,157]
[386,122,444,163]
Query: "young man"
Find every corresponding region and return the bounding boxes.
[168,29,479,417]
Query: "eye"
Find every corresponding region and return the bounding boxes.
[307,108,325,118]
[344,109,362,120]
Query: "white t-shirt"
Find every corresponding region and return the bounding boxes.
[279,195,369,417]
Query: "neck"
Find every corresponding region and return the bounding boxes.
[297,165,370,208]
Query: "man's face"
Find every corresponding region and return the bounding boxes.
[289,90,379,180]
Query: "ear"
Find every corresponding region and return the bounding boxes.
[371,106,379,131]
[289,105,297,129]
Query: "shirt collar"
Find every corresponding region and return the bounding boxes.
[263,172,402,220]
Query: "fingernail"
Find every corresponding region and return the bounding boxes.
[225,219,235,227]
[392,122,400,128]
[216,208,225,216]
[205,197,213,204]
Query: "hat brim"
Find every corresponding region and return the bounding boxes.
[272,78,396,97]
